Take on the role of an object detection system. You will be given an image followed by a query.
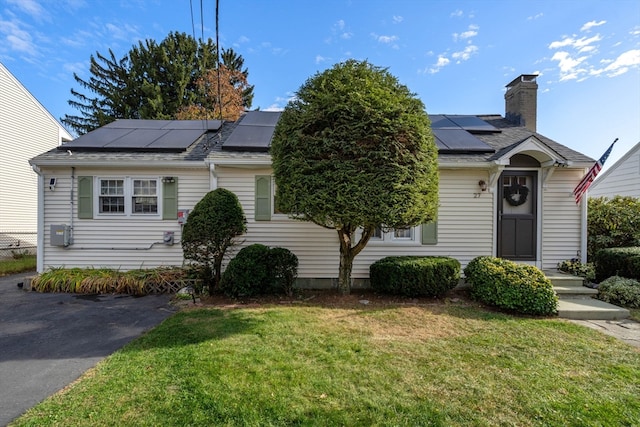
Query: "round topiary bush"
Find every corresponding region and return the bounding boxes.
[369,256,461,298]
[596,276,640,308]
[220,244,271,297]
[463,256,558,316]
[220,244,299,298]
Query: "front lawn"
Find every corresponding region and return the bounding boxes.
[12,302,640,426]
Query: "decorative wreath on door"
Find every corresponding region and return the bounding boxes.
[504,183,529,206]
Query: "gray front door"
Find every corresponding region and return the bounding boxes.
[498,171,537,260]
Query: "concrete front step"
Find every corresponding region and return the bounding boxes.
[557,298,630,320]
[554,285,598,297]
[543,270,585,288]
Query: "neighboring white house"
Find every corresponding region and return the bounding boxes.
[30,75,596,286]
[588,141,640,198]
[0,62,72,256]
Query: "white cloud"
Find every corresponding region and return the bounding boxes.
[550,51,588,80]
[236,35,250,44]
[631,26,640,36]
[453,24,478,42]
[374,34,399,44]
[315,55,329,64]
[452,44,479,62]
[527,13,543,21]
[450,9,463,18]
[425,55,450,74]
[392,15,403,24]
[580,20,606,32]
[6,0,47,21]
[549,34,602,50]
[602,49,640,76]
[0,18,37,54]
[104,22,139,42]
[327,20,352,43]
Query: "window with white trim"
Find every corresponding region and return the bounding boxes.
[96,177,161,217]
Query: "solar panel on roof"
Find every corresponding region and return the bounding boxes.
[103,129,169,149]
[106,120,174,129]
[445,115,499,132]
[60,120,211,152]
[432,129,494,153]
[147,129,205,150]
[237,111,281,127]
[63,128,134,149]
[223,125,275,152]
[429,115,459,129]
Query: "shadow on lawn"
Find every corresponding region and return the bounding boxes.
[120,308,262,351]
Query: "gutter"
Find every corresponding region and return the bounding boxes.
[30,163,45,273]
[30,159,209,168]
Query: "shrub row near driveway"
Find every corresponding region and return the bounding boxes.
[464,256,558,316]
[369,256,461,298]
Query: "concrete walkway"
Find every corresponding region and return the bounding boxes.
[0,272,177,426]
[568,318,640,348]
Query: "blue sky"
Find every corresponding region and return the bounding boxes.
[1,0,639,169]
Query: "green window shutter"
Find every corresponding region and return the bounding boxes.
[255,175,271,221]
[77,176,93,219]
[421,221,438,245]
[163,178,178,220]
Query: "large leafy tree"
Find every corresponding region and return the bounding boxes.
[175,65,249,122]
[182,188,247,295]
[62,32,254,135]
[270,60,439,294]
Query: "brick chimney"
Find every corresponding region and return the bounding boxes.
[504,74,538,132]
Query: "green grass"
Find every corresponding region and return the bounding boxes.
[630,309,640,322]
[0,255,36,276]
[12,303,640,427]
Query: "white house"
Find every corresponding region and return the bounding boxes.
[30,75,595,286]
[0,62,72,256]
[588,141,640,198]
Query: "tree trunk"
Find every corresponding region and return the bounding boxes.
[336,225,374,295]
[338,247,354,295]
[211,255,223,295]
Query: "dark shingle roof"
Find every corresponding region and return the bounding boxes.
[30,111,594,167]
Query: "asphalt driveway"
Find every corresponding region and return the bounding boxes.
[0,272,176,426]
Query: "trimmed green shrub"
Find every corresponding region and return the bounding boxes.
[182,188,247,295]
[464,256,558,316]
[594,247,640,282]
[269,247,299,297]
[596,276,640,308]
[220,244,299,298]
[369,256,461,298]
[557,258,595,283]
[220,244,271,297]
[588,196,640,260]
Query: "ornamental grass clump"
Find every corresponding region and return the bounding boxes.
[370,256,460,298]
[464,256,558,315]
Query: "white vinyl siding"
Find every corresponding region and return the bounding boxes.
[38,167,209,270]
[588,143,640,198]
[0,63,68,240]
[217,167,493,279]
[540,168,584,270]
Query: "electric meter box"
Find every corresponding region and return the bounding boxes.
[50,224,71,247]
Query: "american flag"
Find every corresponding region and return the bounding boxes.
[573,139,617,204]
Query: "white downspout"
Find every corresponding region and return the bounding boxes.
[30,164,45,273]
[207,160,218,190]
